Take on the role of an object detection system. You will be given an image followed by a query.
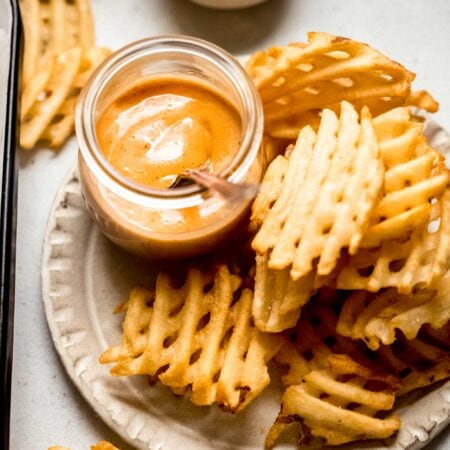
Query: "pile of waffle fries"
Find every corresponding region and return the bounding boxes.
[100,32,450,448]
[18,0,110,149]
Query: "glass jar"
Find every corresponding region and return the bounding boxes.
[76,36,264,259]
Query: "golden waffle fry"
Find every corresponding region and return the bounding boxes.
[252,253,315,332]
[91,442,121,450]
[405,90,440,112]
[360,108,449,248]
[337,272,450,350]
[376,323,450,395]
[20,47,82,149]
[47,0,94,54]
[64,0,95,50]
[251,126,315,255]
[100,265,283,412]
[42,47,111,148]
[247,32,438,139]
[19,0,107,149]
[275,299,377,386]
[19,0,41,86]
[337,189,450,293]
[266,355,400,447]
[19,0,93,98]
[296,289,450,396]
[263,135,291,167]
[252,102,384,280]
[20,54,54,120]
[49,442,121,450]
[250,154,289,232]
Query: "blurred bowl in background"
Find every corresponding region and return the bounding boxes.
[188,0,269,10]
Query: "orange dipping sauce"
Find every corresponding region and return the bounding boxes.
[96,76,242,189]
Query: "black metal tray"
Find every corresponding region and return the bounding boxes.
[0,1,20,448]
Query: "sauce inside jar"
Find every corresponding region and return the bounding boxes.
[96,76,242,189]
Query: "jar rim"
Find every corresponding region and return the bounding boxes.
[75,35,263,201]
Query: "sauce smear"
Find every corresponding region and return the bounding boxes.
[96,76,242,189]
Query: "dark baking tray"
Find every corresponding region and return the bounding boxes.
[0,0,20,448]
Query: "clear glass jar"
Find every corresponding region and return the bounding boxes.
[76,36,264,259]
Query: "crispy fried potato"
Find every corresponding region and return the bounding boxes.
[100,265,283,412]
[42,47,111,148]
[292,289,450,398]
[20,54,54,120]
[20,47,82,149]
[266,355,400,448]
[91,442,121,450]
[263,135,291,167]
[19,0,92,104]
[267,290,450,446]
[252,102,384,280]
[19,0,41,86]
[405,90,439,112]
[247,32,438,139]
[49,0,94,53]
[71,0,95,50]
[19,0,108,149]
[252,253,315,332]
[275,301,374,386]
[377,323,450,395]
[360,108,449,248]
[337,189,450,293]
[49,442,120,450]
[250,154,289,232]
[337,272,450,350]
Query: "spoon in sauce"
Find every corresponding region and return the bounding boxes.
[169,163,260,203]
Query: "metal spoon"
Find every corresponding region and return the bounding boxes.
[169,164,260,202]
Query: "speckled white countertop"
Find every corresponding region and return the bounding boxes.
[9,0,450,449]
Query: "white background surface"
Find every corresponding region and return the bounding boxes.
[9,0,450,449]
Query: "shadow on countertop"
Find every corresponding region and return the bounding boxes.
[159,0,290,54]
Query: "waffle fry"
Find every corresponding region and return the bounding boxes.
[337,188,450,293]
[405,90,439,111]
[19,0,36,75]
[252,102,384,280]
[100,265,283,412]
[252,253,316,332]
[49,442,120,450]
[42,47,111,148]
[337,272,450,350]
[21,55,53,121]
[247,32,438,139]
[91,443,121,450]
[276,291,450,395]
[263,135,291,167]
[250,154,289,231]
[275,300,374,385]
[360,108,449,248]
[19,0,108,149]
[266,355,400,447]
[265,290,445,447]
[20,47,82,149]
[20,0,94,73]
[288,289,450,398]
[377,323,450,395]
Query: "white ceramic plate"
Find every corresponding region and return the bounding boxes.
[42,120,450,450]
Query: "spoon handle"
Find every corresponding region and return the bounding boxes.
[184,169,260,202]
